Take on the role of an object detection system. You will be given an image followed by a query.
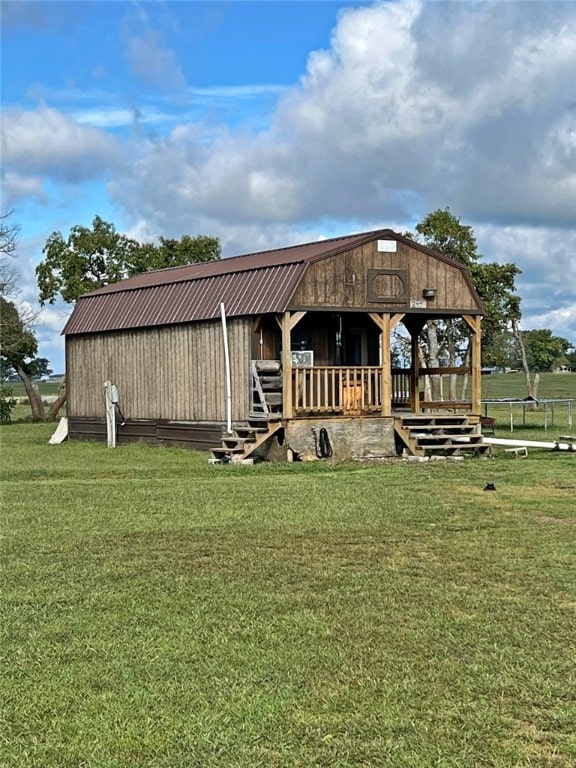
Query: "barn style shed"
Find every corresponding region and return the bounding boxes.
[63,228,486,460]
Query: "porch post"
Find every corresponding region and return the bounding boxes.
[464,315,482,414]
[404,316,426,414]
[410,332,420,413]
[381,313,392,417]
[281,312,293,419]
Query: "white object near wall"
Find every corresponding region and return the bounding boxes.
[377,240,397,252]
[104,380,116,449]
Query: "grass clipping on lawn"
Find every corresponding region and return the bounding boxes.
[1,424,575,767]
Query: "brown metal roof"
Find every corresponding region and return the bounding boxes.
[85,229,392,296]
[63,229,394,335]
[63,262,308,334]
[62,228,483,335]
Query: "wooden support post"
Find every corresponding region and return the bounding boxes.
[410,332,420,413]
[281,312,293,419]
[464,314,482,415]
[403,316,426,414]
[289,310,307,331]
[381,313,392,417]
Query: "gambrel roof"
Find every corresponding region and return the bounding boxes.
[63,229,483,335]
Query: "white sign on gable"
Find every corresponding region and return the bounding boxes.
[377,239,397,253]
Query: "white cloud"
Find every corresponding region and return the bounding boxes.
[107,0,576,230]
[477,223,576,343]
[1,171,45,206]
[1,107,122,183]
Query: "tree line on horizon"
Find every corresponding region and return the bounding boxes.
[1,209,574,422]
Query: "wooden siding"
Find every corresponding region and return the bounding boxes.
[290,239,479,312]
[66,318,252,422]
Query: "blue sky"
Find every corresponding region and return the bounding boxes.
[2,0,576,372]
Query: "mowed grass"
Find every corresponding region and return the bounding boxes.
[1,424,575,767]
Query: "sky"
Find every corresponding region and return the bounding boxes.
[2,0,576,372]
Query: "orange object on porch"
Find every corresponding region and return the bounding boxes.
[341,382,363,414]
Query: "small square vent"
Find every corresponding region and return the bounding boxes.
[377,239,397,253]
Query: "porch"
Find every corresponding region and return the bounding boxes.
[250,310,482,420]
[250,360,473,420]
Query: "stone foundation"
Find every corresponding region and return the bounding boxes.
[286,417,396,461]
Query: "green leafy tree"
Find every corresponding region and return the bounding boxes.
[519,329,573,372]
[0,298,45,420]
[0,300,65,422]
[37,216,221,305]
[414,208,522,352]
[409,208,522,400]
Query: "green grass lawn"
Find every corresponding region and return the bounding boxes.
[1,423,575,767]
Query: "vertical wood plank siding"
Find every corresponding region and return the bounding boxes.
[67,318,251,422]
[290,241,476,310]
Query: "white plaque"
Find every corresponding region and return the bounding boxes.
[410,299,427,308]
[377,239,397,252]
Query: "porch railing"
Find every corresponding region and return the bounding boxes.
[293,367,384,415]
[291,366,471,415]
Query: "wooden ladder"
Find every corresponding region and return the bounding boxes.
[250,360,283,418]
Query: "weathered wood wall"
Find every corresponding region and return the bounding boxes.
[66,318,252,422]
[290,240,478,311]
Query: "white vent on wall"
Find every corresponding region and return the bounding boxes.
[377,239,397,252]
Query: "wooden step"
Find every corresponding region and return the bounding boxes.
[254,360,281,373]
[262,393,283,406]
[235,427,268,438]
[222,436,255,448]
[210,446,244,457]
[258,376,282,389]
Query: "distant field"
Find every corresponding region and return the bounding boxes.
[3,380,64,398]
[480,371,576,401]
[2,423,575,767]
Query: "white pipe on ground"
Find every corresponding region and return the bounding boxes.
[484,437,576,452]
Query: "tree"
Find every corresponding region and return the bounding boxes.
[409,208,522,400]
[0,210,21,298]
[517,329,573,372]
[567,345,576,372]
[0,299,65,422]
[0,298,45,420]
[37,216,221,305]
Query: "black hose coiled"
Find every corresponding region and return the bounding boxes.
[312,427,333,458]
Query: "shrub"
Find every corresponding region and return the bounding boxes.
[0,384,17,423]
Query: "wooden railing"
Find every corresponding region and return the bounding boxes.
[290,365,473,416]
[418,366,471,410]
[293,367,384,415]
[391,368,410,407]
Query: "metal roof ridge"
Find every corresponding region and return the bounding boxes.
[81,228,398,299]
[80,258,309,300]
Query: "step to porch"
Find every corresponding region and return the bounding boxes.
[209,421,284,464]
[394,414,489,458]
